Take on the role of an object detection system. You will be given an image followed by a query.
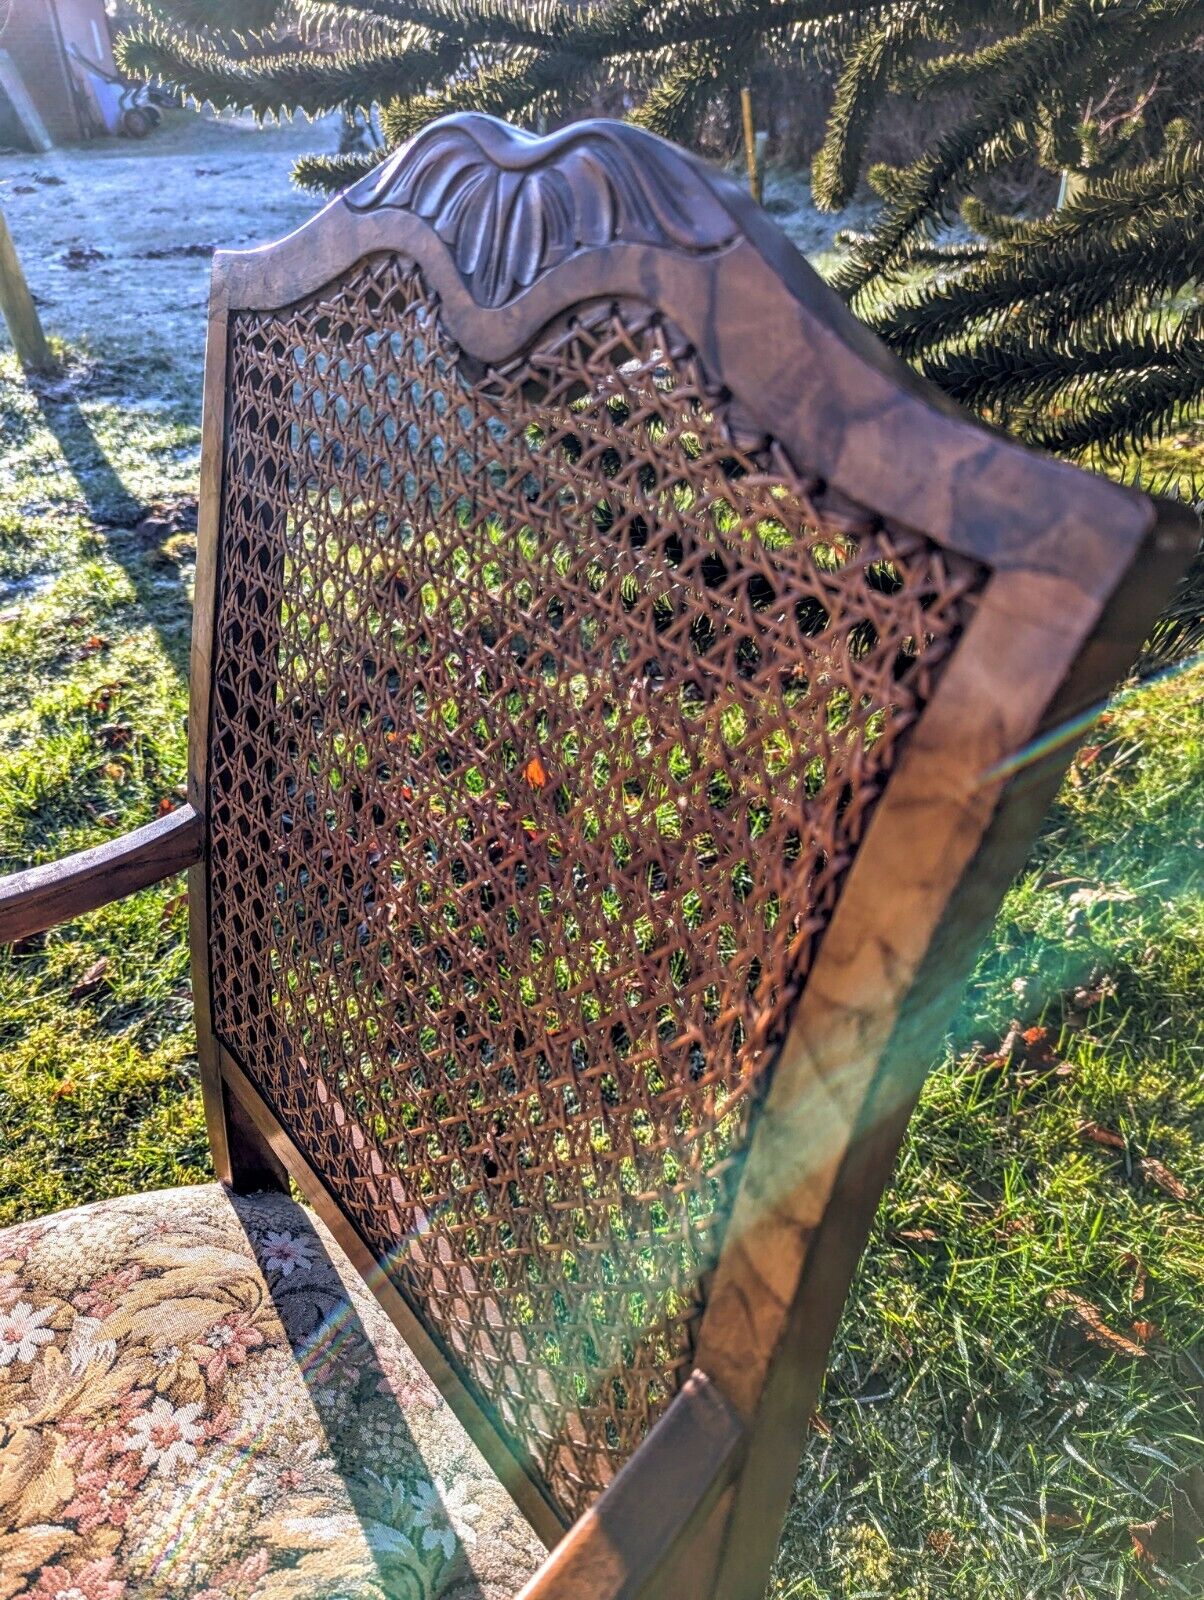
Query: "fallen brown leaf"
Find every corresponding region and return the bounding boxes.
[161,893,188,924]
[1139,1158,1190,1201]
[1118,1250,1148,1302]
[1064,978,1116,1028]
[70,956,110,999]
[1046,1290,1146,1358]
[1078,1121,1127,1150]
[1131,1320,1161,1346]
[1129,1518,1168,1564]
[1073,981,1113,1009]
[89,681,127,715]
[1043,1510,1082,1531]
[983,1022,1072,1078]
[1067,883,1136,908]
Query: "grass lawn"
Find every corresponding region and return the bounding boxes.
[0,331,1200,1599]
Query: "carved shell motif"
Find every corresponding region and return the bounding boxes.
[343,114,740,308]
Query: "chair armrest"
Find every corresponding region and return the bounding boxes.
[516,1371,745,1600]
[0,803,203,944]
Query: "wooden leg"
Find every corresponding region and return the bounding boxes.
[219,1075,290,1195]
[199,1026,289,1194]
[192,859,288,1194]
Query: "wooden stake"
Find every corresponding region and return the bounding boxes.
[740,87,762,205]
[0,208,53,373]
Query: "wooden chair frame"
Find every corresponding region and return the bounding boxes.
[0,114,1196,1600]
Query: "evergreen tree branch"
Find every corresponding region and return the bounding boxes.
[866,155,1204,358]
[126,0,287,34]
[381,49,589,141]
[833,0,1146,301]
[1028,344,1204,461]
[118,23,463,118]
[630,37,754,143]
[382,0,863,138]
[812,5,937,212]
[916,307,1202,419]
[960,194,1031,243]
[298,0,578,51]
[292,148,382,191]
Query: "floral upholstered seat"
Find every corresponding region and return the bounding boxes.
[0,1185,546,1600]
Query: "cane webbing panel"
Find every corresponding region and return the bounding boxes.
[206,254,984,1521]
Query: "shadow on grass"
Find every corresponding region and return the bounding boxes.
[28,377,193,680]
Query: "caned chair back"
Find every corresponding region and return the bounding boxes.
[189,114,1194,1594]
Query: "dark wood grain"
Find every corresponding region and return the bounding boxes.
[0,804,202,945]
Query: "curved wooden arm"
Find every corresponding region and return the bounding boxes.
[0,804,203,944]
[516,1371,745,1600]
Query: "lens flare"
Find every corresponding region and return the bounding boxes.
[978,651,1203,788]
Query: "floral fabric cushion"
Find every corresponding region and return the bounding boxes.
[0,1184,547,1600]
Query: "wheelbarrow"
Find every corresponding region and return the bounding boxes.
[68,45,163,139]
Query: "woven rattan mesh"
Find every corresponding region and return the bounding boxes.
[206,254,984,1521]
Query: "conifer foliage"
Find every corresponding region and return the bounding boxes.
[119,0,874,188]
[122,2,1201,465]
[818,0,1204,484]
[120,2,1203,515]
[818,0,1204,658]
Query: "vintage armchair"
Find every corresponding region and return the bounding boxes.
[0,115,1196,1600]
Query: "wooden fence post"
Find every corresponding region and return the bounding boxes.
[740,88,762,206]
[0,208,54,373]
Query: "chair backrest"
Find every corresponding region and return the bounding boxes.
[187,113,1195,1595]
